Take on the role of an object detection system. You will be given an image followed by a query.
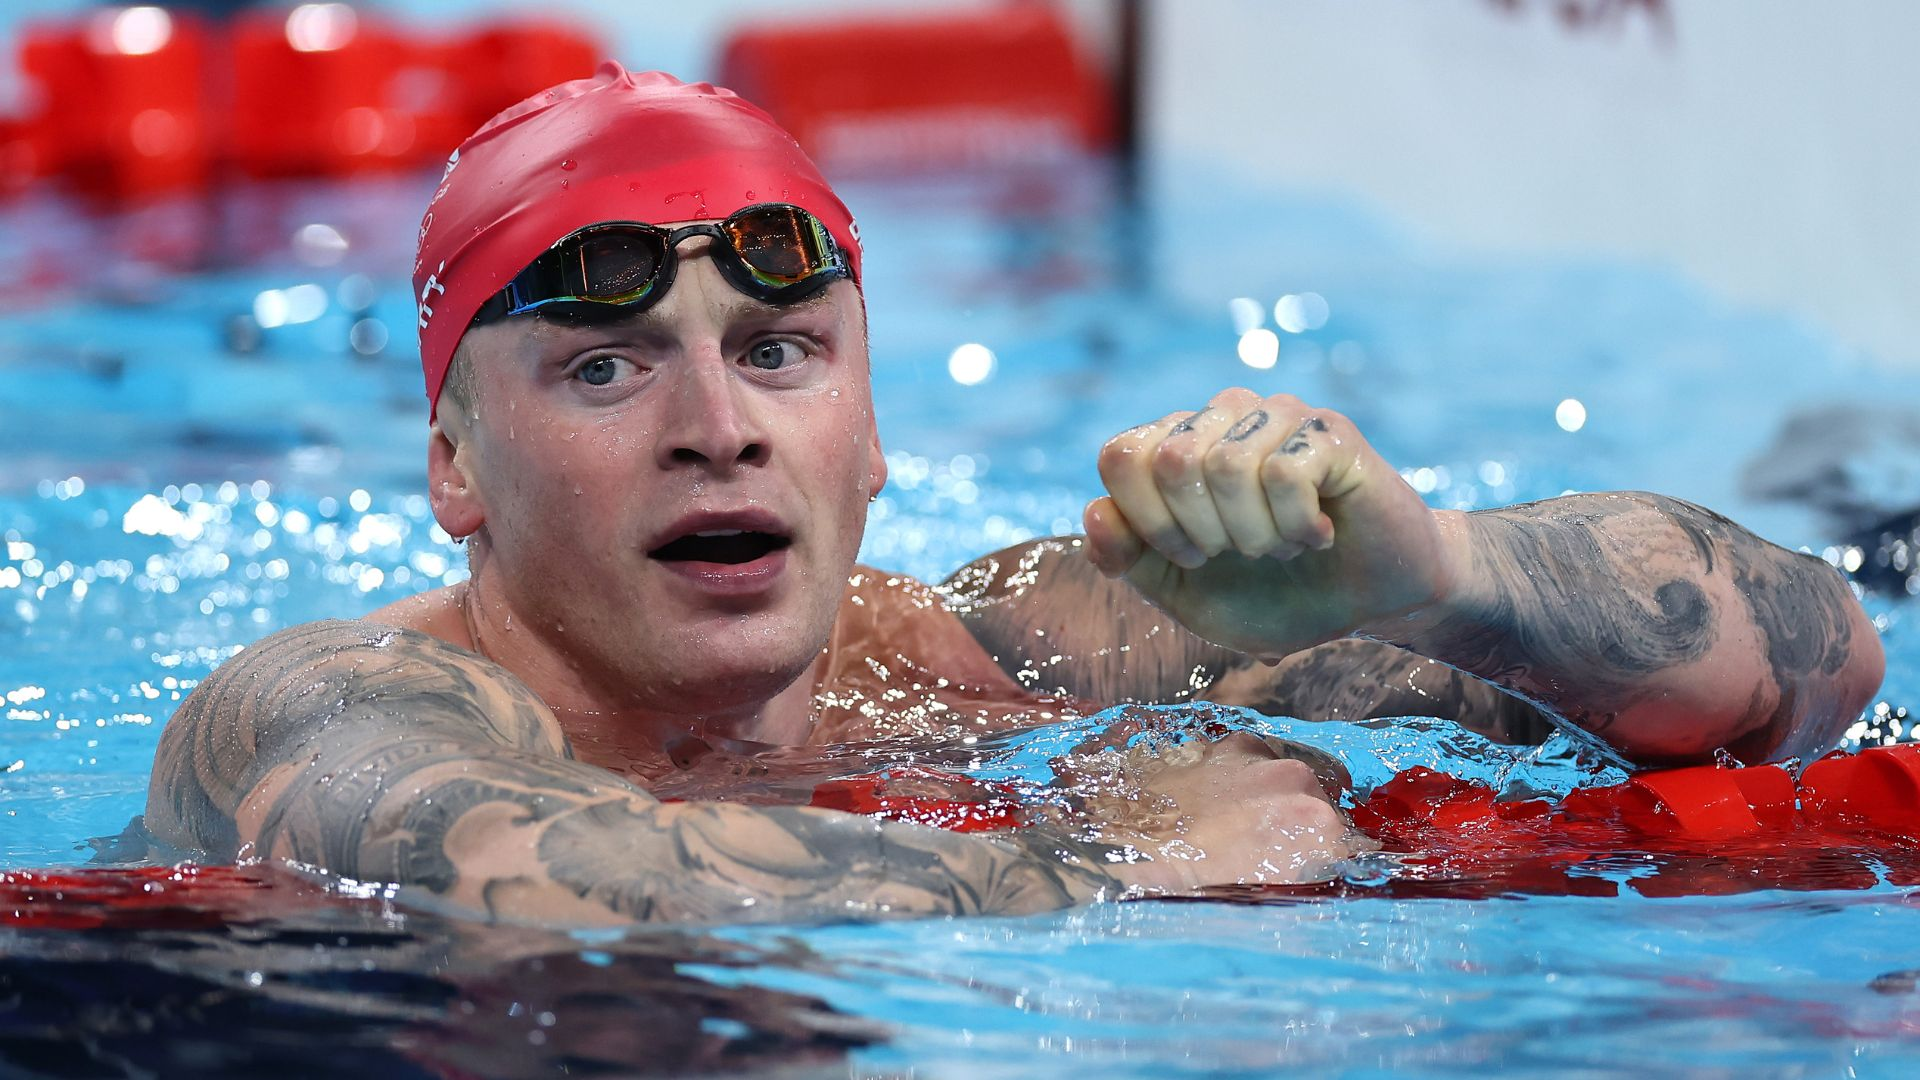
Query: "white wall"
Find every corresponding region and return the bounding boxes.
[7,0,1912,368]
[1145,0,1920,367]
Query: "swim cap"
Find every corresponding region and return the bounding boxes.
[411,62,861,417]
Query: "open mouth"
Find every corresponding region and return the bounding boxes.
[649,529,792,565]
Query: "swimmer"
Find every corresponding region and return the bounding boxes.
[143,65,1884,925]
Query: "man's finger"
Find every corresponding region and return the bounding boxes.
[1082,496,1148,577]
[1260,414,1339,550]
[1200,404,1296,556]
[1096,414,1204,569]
[1150,405,1241,561]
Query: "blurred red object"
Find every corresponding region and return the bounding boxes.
[16,7,218,200]
[719,4,1112,174]
[228,3,467,177]
[457,20,602,129]
[4,5,601,205]
[0,116,30,199]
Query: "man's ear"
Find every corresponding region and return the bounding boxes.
[428,417,486,538]
[864,414,888,501]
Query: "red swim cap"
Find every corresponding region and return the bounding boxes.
[411,62,861,416]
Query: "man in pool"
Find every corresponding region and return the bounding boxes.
[144,65,1884,926]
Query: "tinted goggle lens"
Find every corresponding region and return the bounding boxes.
[567,230,665,303]
[724,205,836,286]
[480,204,849,323]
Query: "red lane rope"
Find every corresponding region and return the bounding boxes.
[9,747,1919,924]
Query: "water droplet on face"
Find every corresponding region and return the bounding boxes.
[560,159,577,171]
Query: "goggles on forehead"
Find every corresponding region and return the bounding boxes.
[471,202,852,326]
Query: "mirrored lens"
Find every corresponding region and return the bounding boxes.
[571,231,664,301]
[725,206,831,283]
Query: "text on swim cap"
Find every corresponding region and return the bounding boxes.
[418,262,446,330]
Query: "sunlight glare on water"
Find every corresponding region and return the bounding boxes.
[2,163,1918,1075]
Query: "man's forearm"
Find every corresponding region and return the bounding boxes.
[1360,492,1884,765]
[528,800,1130,924]
[245,729,1129,925]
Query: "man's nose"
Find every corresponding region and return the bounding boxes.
[656,350,769,472]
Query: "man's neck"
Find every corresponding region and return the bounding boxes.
[366,574,824,759]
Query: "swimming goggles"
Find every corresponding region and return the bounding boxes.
[471,203,852,325]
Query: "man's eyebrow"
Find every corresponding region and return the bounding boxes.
[721,289,839,322]
[522,289,841,349]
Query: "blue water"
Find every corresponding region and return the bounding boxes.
[3,161,1920,1075]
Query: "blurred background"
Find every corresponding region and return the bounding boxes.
[4,0,1915,361]
[1,1,1918,788]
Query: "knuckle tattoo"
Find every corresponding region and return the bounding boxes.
[1280,414,1329,455]
[1223,410,1270,443]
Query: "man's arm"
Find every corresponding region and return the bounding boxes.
[944,538,1557,746]
[146,621,1131,924]
[1359,492,1882,765]
[1072,388,1884,766]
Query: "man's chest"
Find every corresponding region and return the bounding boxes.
[808,569,1090,741]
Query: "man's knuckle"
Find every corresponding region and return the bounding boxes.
[1260,454,1300,486]
[1096,440,1136,478]
[1152,443,1200,483]
[1202,444,1248,483]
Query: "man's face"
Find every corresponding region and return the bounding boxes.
[432,233,886,714]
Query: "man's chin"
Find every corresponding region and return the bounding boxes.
[639,648,819,712]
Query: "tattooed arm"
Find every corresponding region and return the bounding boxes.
[1067,387,1884,766]
[952,492,1880,767]
[945,538,1558,746]
[143,620,1141,925]
[1360,493,1883,765]
[958,393,1883,765]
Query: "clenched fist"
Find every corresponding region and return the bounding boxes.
[1083,388,1471,660]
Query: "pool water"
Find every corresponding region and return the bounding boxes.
[3,162,1919,1075]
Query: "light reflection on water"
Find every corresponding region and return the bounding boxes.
[3,168,1920,1073]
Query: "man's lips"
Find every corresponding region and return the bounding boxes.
[647,509,793,595]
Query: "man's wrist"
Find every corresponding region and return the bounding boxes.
[1354,508,1483,647]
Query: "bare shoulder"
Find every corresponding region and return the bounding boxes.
[829,564,1030,690]
[941,538,1240,703]
[143,616,566,858]
[144,612,1123,925]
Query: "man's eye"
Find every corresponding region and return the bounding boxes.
[747,340,800,371]
[576,356,623,386]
